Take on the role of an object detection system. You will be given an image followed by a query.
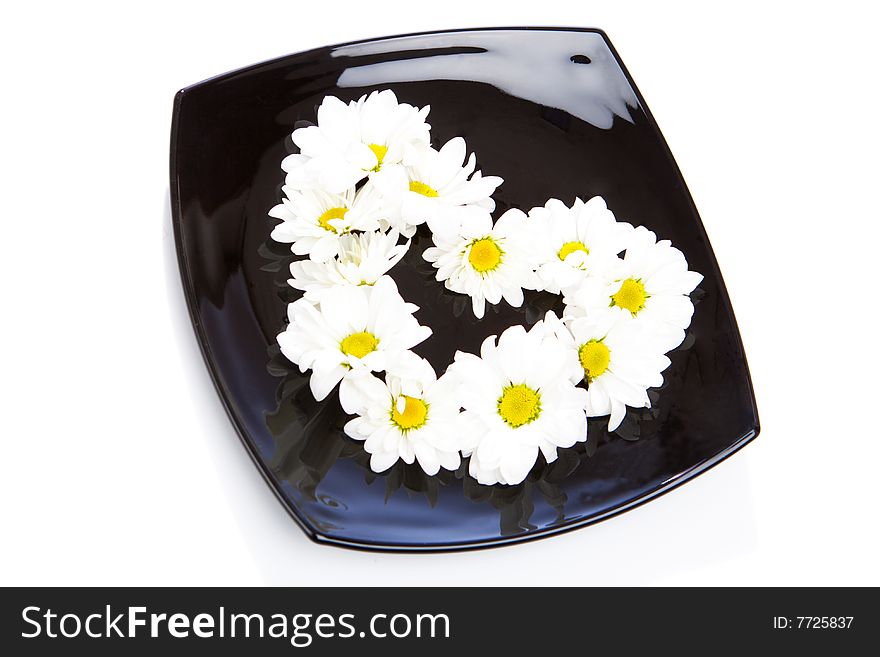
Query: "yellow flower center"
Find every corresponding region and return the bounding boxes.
[611,278,648,314]
[317,206,347,233]
[467,238,503,273]
[558,240,589,261]
[409,180,438,197]
[578,340,610,381]
[390,395,429,431]
[368,143,388,170]
[497,383,542,428]
[339,331,378,359]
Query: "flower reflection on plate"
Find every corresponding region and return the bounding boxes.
[170,27,759,551]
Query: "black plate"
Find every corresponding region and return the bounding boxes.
[170,27,759,551]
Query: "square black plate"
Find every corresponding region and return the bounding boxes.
[170,27,759,551]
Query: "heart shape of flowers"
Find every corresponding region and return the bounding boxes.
[270,90,703,486]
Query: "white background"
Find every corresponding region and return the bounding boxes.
[2,0,878,586]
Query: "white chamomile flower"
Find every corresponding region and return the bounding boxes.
[288,229,410,303]
[277,276,432,401]
[564,226,703,351]
[423,208,540,319]
[539,310,670,431]
[372,137,503,237]
[269,184,384,262]
[340,353,463,475]
[447,324,587,486]
[532,196,634,294]
[283,91,431,193]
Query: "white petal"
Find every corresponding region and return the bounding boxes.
[369,450,399,473]
[499,444,539,486]
[413,442,441,476]
[309,364,347,401]
[339,371,388,415]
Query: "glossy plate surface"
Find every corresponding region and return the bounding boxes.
[170,27,759,551]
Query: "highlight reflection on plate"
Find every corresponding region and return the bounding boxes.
[170,27,759,551]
